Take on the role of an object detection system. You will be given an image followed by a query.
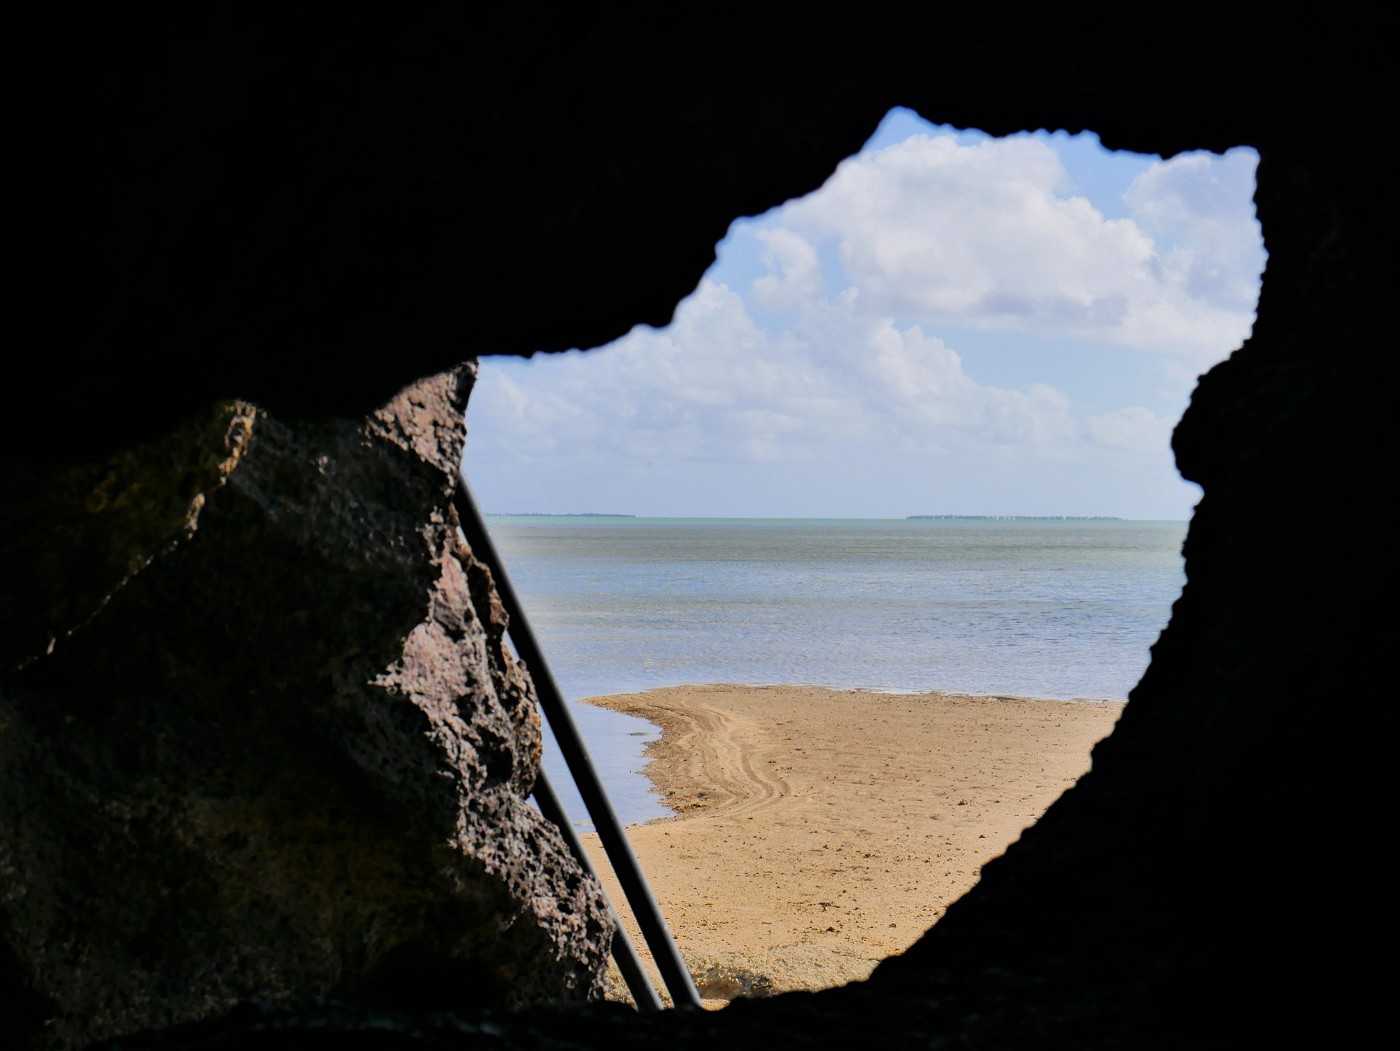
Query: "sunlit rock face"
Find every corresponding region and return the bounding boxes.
[0,367,611,1050]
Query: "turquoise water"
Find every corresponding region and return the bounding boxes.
[485,516,1188,827]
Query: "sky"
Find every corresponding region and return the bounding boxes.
[462,108,1263,521]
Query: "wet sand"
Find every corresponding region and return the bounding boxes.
[577,684,1123,1006]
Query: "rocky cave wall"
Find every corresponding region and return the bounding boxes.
[1,366,613,1049]
[4,7,1389,1049]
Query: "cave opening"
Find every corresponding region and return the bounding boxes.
[460,107,1262,1002]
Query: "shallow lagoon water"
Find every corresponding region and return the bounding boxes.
[487,516,1188,828]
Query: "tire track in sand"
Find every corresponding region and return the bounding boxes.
[588,694,791,823]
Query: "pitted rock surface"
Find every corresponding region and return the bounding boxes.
[0,367,611,1050]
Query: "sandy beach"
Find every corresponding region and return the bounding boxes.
[577,684,1123,1006]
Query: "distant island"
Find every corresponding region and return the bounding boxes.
[489,512,637,518]
[907,515,1122,521]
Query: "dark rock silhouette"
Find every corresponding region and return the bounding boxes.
[3,7,1388,1049]
[0,368,611,1049]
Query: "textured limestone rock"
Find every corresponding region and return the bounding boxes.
[0,366,611,1050]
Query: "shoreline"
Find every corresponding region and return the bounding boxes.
[577,684,1123,1006]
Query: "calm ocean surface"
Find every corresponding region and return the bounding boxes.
[485,516,1188,828]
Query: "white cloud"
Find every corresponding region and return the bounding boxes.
[471,278,1095,482]
[750,228,823,310]
[771,133,1260,364]
[1086,405,1178,456]
[464,122,1252,520]
[1124,149,1265,315]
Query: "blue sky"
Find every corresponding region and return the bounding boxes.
[463,108,1263,520]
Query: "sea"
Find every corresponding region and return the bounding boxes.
[483,516,1189,829]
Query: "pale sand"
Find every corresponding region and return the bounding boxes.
[577,684,1123,1007]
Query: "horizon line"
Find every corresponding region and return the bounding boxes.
[483,512,1189,522]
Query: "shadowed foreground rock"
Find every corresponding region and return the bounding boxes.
[4,8,1391,1050]
[0,367,611,1050]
